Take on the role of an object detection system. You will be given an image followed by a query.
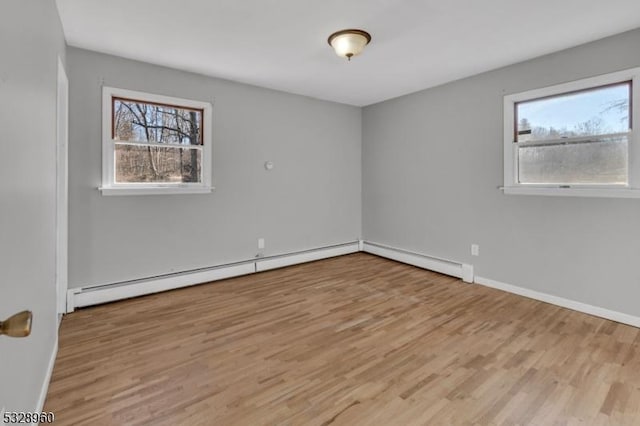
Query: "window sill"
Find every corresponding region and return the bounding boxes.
[99,186,214,196]
[501,186,640,199]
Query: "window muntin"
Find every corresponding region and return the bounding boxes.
[102,87,212,194]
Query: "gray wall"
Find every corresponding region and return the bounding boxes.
[363,28,640,317]
[67,48,361,288]
[0,0,66,412]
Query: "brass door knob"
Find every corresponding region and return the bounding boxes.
[0,310,32,337]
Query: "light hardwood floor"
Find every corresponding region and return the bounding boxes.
[45,253,640,425]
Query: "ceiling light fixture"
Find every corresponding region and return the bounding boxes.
[327,29,371,61]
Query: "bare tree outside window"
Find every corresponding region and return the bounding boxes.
[112,97,204,183]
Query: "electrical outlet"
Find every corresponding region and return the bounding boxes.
[471,244,480,256]
[258,238,265,250]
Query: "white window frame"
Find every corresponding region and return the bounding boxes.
[503,67,640,198]
[100,86,213,196]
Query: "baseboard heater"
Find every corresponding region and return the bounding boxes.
[67,241,360,312]
[362,241,474,283]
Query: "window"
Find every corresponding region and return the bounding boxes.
[503,67,640,198]
[101,87,213,195]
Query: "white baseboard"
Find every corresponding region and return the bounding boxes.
[256,242,359,272]
[362,241,474,283]
[67,242,359,311]
[474,276,640,328]
[35,338,58,421]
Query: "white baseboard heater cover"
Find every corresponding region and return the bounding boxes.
[68,262,255,311]
[66,239,640,330]
[67,242,360,311]
[363,241,474,283]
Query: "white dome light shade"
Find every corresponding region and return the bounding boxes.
[327,29,371,60]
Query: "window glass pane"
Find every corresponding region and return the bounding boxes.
[518,135,628,185]
[516,82,630,142]
[115,144,202,183]
[113,98,203,145]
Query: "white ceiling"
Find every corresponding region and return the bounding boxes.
[56,0,640,106]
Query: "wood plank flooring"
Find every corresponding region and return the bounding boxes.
[45,253,640,425]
